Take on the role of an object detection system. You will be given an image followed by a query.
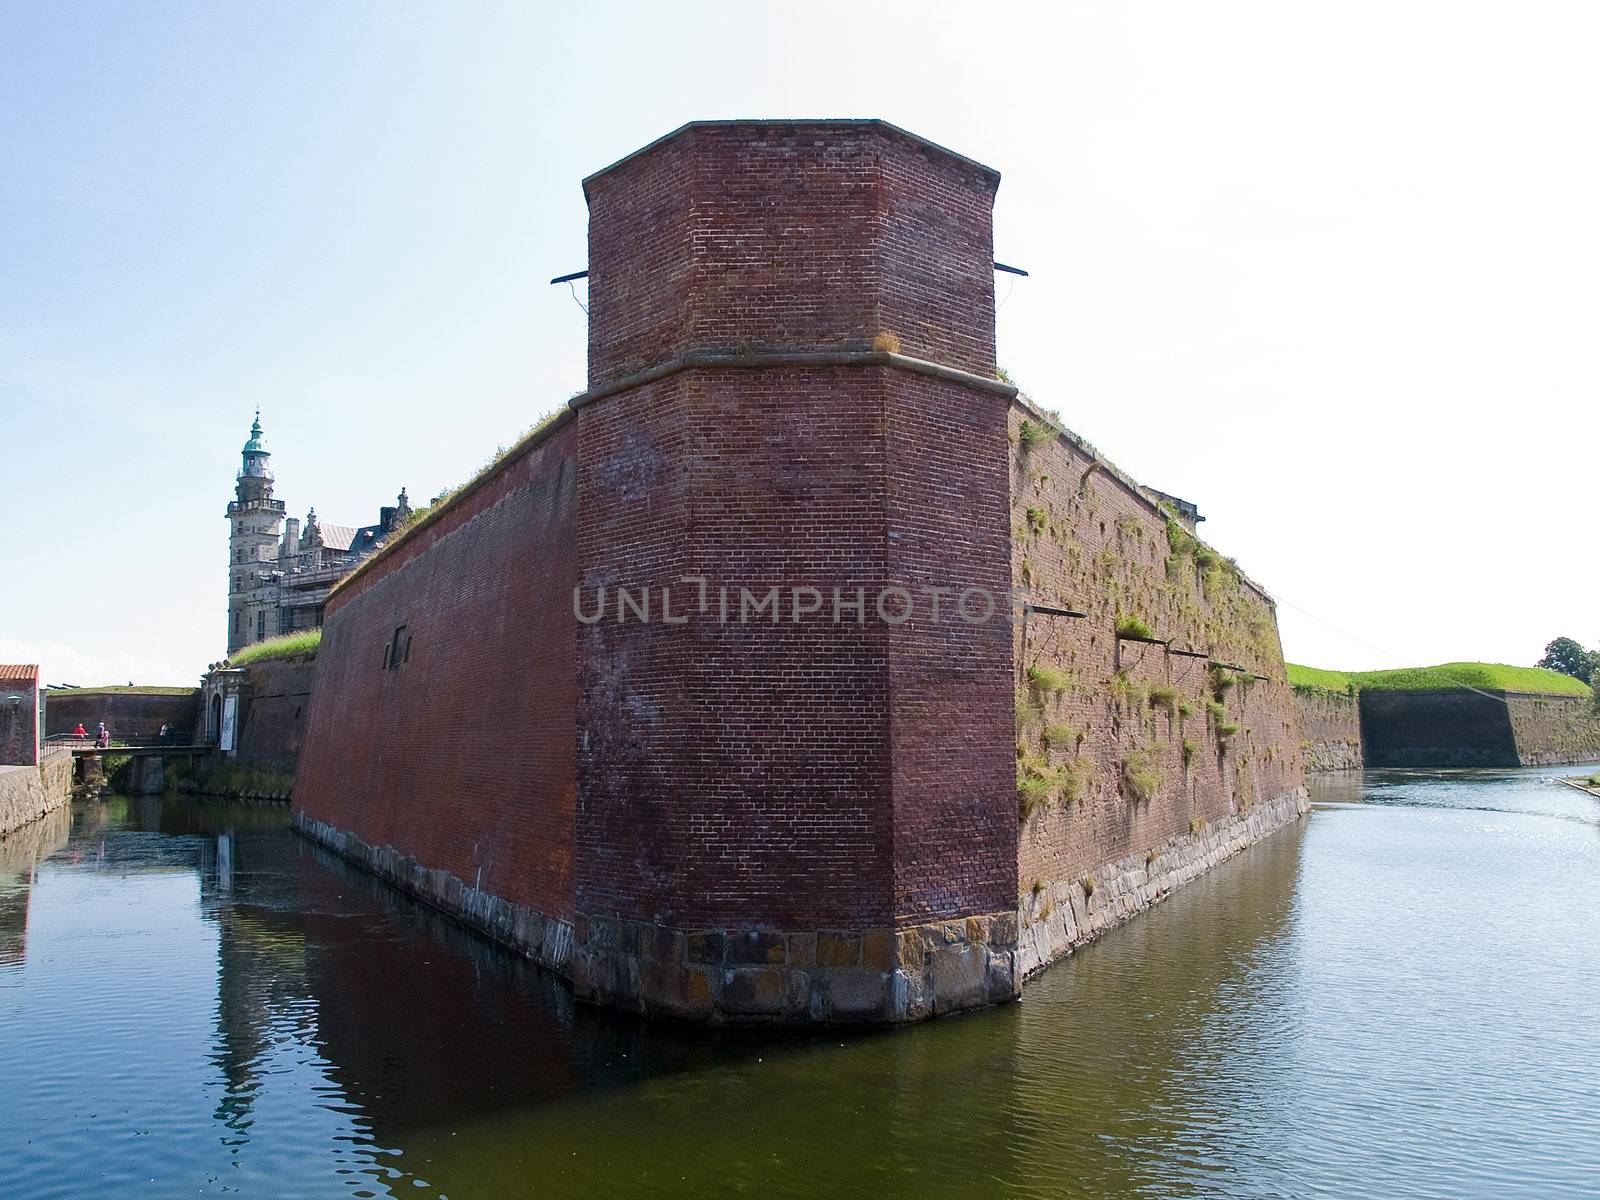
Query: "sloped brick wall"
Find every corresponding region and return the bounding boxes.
[294,417,581,938]
[1008,404,1307,973]
[1294,687,1364,771]
[232,656,317,771]
[1506,692,1600,765]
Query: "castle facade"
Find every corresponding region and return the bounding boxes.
[227,414,411,654]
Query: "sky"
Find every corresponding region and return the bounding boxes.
[1,1,1595,685]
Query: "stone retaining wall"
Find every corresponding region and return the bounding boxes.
[0,752,73,840]
[1017,787,1309,977]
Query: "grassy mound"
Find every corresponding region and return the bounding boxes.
[1287,661,1591,698]
[227,629,322,667]
[46,685,198,696]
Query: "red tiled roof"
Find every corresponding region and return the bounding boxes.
[0,664,39,685]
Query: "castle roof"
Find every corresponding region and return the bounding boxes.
[316,522,385,556]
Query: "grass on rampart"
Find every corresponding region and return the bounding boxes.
[227,629,322,667]
[46,685,197,696]
[332,407,566,598]
[1287,661,1591,698]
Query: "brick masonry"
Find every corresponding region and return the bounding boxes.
[1006,399,1308,973]
[1294,687,1364,772]
[228,656,318,772]
[1505,692,1600,765]
[45,691,200,741]
[293,120,1310,1024]
[1,666,39,766]
[1361,687,1600,767]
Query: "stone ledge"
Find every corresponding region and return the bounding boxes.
[568,350,1019,411]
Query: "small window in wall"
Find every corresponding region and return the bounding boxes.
[257,610,267,640]
[384,624,411,671]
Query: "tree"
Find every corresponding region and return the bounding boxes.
[1537,636,1595,684]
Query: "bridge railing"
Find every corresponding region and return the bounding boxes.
[44,735,215,753]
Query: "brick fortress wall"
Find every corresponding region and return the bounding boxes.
[1361,688,1600,768]
[44,691,199,741]
[1293,687,1364,772]
[1006,405,1308,977]
[293,120,1310,1025]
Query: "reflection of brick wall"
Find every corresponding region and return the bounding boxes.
[1294,688,1364,771]
[43,691,198,742]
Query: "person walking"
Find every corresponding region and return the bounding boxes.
[73,723,87,739]
[95,722,109,750]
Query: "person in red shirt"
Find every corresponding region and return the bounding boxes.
[73,723,87,739]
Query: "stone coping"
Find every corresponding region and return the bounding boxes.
[568,349,1019,410]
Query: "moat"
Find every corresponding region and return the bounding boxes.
[3,767,1598,1199]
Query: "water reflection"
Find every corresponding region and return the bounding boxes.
[1,769,1598,1199]
[0,802,72,966]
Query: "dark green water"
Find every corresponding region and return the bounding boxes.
[2,767,1599,1199]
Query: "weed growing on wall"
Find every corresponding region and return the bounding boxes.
[1122,748,1163,802]
[1116,615,1157,640]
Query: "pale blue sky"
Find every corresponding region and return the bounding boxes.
[3,1,1596,684]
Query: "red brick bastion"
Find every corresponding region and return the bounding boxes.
[293,120,1308,1025]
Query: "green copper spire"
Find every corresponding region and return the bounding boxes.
[241,408,269,456]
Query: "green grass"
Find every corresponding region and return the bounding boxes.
[166,760,295,799]
[1286,661,1591,698]
[335,408,566,596]
[1115,615,1157,640]
[1026,663,1073,695]
[46,685,197,696]
[227,628,322,666]
[1018,420,1054,452]
[1122,749,1163,803]
[1043,723,1080,749]
[1147,684,1179,713]
[1017,759,1062,821]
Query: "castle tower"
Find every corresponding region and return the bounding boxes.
[294,121,1024,1025]
[572,121,1020,1021]
[226,411,286,654]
